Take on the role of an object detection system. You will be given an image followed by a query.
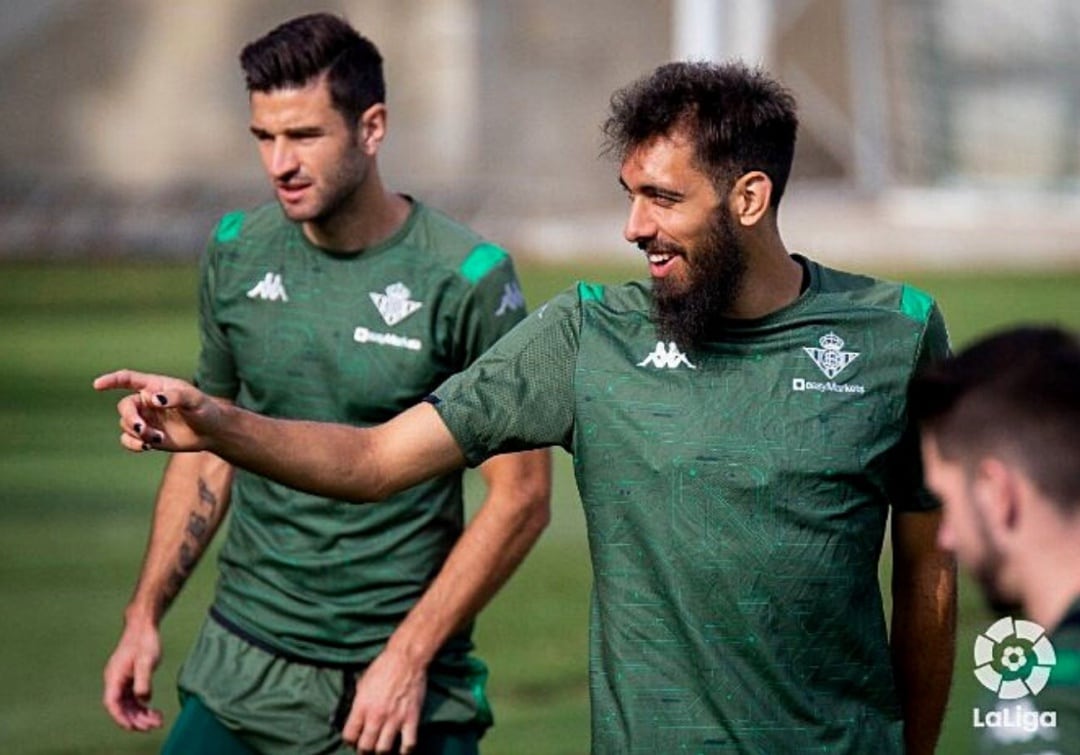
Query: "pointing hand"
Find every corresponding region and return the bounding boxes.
[93,370,225,453]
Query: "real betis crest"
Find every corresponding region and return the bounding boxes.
[370,282,423,326]
[803,332,859,379]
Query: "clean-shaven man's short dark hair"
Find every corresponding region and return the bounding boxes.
[240,13,385,126]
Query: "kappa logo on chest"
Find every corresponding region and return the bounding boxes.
[246,272,289,302]
[637,341,697,370]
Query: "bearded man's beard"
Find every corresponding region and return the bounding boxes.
[651,209,747,347]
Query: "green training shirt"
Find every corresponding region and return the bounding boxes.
[194,200,526,680]
[431,255,949,752]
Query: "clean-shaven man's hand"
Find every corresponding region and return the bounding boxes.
[343,645,427,754]
[102,620,164,731]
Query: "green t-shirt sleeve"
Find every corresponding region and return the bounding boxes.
[889,301,952,512]
[450,247,528,371]
[917,303,952,367]
[194,224,239,399]
[430,286,581,466]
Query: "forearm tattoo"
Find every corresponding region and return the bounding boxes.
[163,477,220,606]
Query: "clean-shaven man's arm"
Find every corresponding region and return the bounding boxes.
[94,369,552,753]
[103,447,233,731]
[890,508,957,755]
[343,449,551,753]
[94,370,465,501]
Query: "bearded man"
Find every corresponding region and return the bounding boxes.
[97,60,956,754]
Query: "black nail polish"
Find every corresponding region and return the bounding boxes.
[155,394,167,406]
[134,423,143,434]
[153,433,165,444]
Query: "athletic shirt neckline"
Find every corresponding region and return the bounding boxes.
[708,253,819,334]
[291,194,421,260]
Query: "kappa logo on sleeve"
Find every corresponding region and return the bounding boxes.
[495,282,526,317]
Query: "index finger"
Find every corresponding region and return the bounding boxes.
[93,369,156,393]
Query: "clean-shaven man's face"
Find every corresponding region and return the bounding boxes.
[249,76,371,227]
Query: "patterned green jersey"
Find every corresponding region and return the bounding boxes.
[975,600,1080,755]
[431,256,949,752]
[194,200,526,684]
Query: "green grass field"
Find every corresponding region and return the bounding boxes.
[1,260,1077,754]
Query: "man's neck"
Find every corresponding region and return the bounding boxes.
[303,177,411,252]
[728,238,803,320]
[1021,528,1080,633]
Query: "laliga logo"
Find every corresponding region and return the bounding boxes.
[974,617,1056,699]
[972,617,1059,738]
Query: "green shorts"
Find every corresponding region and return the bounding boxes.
[170,616,491,754]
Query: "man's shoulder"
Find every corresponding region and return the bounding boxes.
[405,202,512,285]
[571,279,651,313]
[501,280,648,335]
[806,256,938,326]
[208,202,287,248]
[1051,598,1080,688]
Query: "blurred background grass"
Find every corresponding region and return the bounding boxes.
[1,259,1078,754]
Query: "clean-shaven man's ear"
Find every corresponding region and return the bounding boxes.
[357,103,387,155]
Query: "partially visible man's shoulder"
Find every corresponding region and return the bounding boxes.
[1051,600,1080,690]
[576,279,651,314]
[207,202,284,248]
[406,202,512,285]
[810,258,938,326]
